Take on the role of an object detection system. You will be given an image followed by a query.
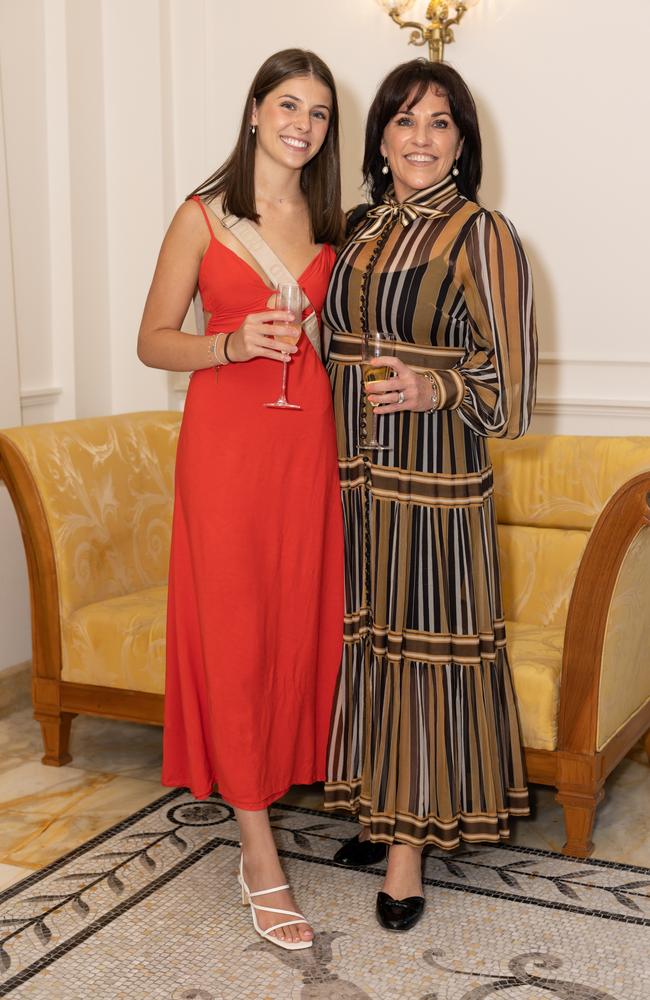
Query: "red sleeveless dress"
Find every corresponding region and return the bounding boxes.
[162,199,344,807]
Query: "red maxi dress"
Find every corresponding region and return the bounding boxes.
[162,198,344,808]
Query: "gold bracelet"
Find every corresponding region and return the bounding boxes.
[422,371,440,412]
[208,333,220,365]
[215,333,228,365]
[208,332,231,366]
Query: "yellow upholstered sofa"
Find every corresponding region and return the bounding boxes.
[1,413,649,858]
[0,412,180,761]
[490,435,650,856]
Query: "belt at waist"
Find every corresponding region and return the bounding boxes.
[329,332,464,370]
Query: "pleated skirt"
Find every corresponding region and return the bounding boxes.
[324,359,530,848]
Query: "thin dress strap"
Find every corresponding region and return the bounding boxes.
[191,195,216,241]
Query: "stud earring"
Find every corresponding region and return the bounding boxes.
[452,158,460,177]
[250,124,256,136]
[381,156,390,176]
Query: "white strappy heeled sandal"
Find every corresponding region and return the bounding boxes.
[238,853,313,951]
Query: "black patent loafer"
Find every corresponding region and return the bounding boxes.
[376,891,425,931]
[333,834,388,867]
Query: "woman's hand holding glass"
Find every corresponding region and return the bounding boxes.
[225,308,299,363]
[364,357,438,413]
[264,282,303,409]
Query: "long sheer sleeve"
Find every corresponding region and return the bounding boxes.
[429,209,538,439]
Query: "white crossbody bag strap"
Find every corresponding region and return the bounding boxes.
[203,197,325,362]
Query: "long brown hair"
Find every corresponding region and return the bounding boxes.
[189,49,342,244]
[364,60,482,204]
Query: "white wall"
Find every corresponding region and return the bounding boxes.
[0,37,31,672]
[0,0,649,671]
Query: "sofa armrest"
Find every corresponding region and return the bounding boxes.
[0,435,62,690]
[558,472,650,756]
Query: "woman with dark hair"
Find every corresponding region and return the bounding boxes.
[324,60,537,931]
[138,49,344,951]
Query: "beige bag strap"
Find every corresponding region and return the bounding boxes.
[208,197,325,361]
[193,290,206,336]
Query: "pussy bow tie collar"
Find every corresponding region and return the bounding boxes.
[351,176,455,243]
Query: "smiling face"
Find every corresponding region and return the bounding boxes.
[251,74,332,171]
[380,84,464,202]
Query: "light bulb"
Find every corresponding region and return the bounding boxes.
[376,0,417,15]
[446,0,481,11]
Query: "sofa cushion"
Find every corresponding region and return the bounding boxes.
[62,586,167,694]
[498,525,588,628]
[506,620,564,752]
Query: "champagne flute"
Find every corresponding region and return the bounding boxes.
[360,330,395,451]
[264,282,303,410]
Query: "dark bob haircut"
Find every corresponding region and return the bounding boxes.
[364,59,482,205]
[189,49,342,245]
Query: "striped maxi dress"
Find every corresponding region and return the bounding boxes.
[323,175,538,848]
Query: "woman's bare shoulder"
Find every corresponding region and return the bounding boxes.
[159,199,212,257]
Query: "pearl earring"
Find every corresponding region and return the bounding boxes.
[452,158,459,177]
[250,124,256,136]
[381,156,390,176]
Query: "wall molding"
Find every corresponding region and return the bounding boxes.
[20,385,63,409]
[169,382,650,421]
[534,397,650,420]
[539,354,650,368]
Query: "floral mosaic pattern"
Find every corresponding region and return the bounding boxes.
[0,791,648,999]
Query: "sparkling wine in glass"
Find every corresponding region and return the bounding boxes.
[264,282,303,410]
[360,330,395,451]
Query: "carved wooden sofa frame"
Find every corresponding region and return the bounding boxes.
[523,471,650,856]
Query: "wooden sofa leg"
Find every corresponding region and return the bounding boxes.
[644,729,650,763]
[555,787,604,858]
[35,711,76,766]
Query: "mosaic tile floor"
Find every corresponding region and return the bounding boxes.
[0,792,649,999]
[1,663,648,892]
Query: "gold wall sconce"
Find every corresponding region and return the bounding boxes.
[376,0,480,62]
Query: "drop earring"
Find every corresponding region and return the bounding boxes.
[381,156,390,176]
[250,124,256,136]
[452,158,460,177]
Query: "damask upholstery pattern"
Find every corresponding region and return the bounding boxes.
[62,585,167,693]
[1,412,180,689]
[505,621,565,749]
[490,434,650,530]
[498,524,588,628]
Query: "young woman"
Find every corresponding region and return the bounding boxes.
[138,49,344,951]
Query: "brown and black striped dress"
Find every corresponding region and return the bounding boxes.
[323,175,537,848]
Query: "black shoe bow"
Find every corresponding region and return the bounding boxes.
[376,891,425,931]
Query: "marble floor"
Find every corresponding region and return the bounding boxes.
[0,664,648,895]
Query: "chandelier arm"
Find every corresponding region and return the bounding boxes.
[389,10,466,36]
[389,12,429,33]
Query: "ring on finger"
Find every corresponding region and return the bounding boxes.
[397,390,405,405]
